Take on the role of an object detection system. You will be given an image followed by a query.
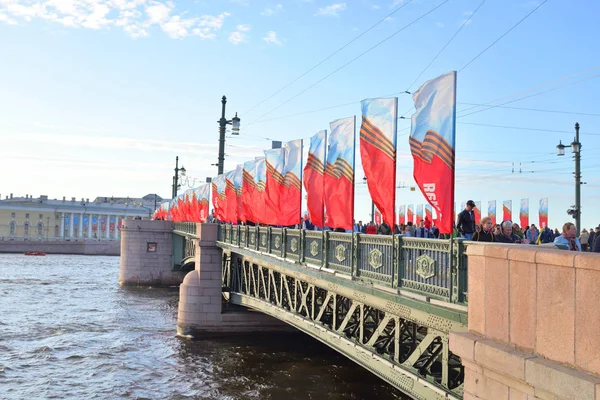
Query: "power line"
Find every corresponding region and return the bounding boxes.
[247,0,452,126]
[458,0,548,72]
[241,0,415,117]
[457,122,600,136]
[405,0,487,92]
[457,102,600,117]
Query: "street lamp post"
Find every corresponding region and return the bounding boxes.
[556,122,582,236]
[217,96,241,175]
[172,156,186,199]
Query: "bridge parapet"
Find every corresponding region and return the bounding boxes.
[218,224,468,307]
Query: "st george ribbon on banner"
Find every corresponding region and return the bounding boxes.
[280,139,303,226]
[303,130,327,228]
[265,148,285,226]
[194,184,211,223]
[225,170,238,224]
[234,164,244,223]
[409,71,457,234]
[324,117,356,231]
[211,174,226,222]
[360,98,398,226]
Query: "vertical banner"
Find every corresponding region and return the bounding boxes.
[324,116,356,231]
[194,184,211,223]
[360,97,398,226]
[303,131,327,228]
[539,198,548,228]
[520,198,529,228]
[474,201,481,225]
[265,148,286,226]
[488,200,496,225]
[109,217,115,232]
[281,139,303,226]
[398,205,406,225]
[224,170,238,224]
[234,164,244,224]
[92,216,97,232]
[407,204,414,225]
[83,215,89,234]
[184,189,194,221]
[211,174,226,222]
[409,71,457,234]
[416,204,423,225]
[374,206,382,225]
[425,204,433,222]
[243,159,258,224]
[255,158,267,225]
[503,200,512,222]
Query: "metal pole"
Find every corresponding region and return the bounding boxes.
[575,122,581,236]
[218,96,227,175]
[172,156,179,198]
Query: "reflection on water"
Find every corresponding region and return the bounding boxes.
[0,254,406,399]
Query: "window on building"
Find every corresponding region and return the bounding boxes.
[54,225,59,237]
[25,213,30,219]
[39,214,43,220]
[9,222,15,235]
[55,214,60,220]
[37,223,43,236]
[11,212,15,219]
[24,222,29,236]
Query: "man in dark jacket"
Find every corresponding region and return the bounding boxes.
[589,228,596,252]
[456,200,476,239]
[593,226,600,253]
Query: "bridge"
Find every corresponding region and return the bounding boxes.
[176,222,469,400]
[119,219,600,400]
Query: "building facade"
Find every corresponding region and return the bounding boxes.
[0,194,157,241]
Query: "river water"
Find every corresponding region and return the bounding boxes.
[0,254,406,400]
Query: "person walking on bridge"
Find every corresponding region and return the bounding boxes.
[456,200,476,240]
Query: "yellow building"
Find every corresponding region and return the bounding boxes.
[0,193,159,240]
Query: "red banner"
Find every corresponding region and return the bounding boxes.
[303,132,326,228]
[280,140,303,227]
[360,98,397,227]
[409,72,456,234]
[265,148,285,226]
[503,200,512,223]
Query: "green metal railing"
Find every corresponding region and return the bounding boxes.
[217,224,469,305]
[173,222,197,238]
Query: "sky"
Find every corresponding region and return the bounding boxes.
[1,0,600,230]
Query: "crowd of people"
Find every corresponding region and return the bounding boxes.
[206,199,599,253]
[456,200,600,252]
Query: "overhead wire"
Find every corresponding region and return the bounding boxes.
[247,0,452,126]
[241,0,415,117]
[458,0,548,72]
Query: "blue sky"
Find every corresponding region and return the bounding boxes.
[1,0,599,230]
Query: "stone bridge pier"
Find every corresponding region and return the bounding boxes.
[176,223,290,337]
[450,244,600,400]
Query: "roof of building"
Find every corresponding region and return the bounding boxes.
[0,194,153,215]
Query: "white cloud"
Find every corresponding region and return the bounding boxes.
[236,23,250,31]
[315,3,346,16]
[261,4,282,16]
[0,0,231,40]
[263,30,282,45]
[229,31,247,44]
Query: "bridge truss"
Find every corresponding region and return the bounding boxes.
[220,232,468,400]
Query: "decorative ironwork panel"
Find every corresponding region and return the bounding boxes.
[285,229,301,261]
[399,237,452,300]
[258,227,269,252]
[325,232,353,275]
[356,234,394,284]
[303,230,324,266]
[224,224,231,243]
[232,225,239,246]
[269,228,284,257]
[248,226,259,250]
[217,224,224,242]
[240,226,247,248]
[173,222,197,237]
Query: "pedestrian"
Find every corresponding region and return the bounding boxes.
[580,229,590,251]
[553,222,581,251]
[456,200,476,239]
[472,217,495,242]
